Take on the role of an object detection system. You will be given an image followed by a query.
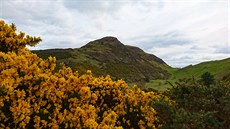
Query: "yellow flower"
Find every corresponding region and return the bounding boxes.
[91,93,98,101]
[85,119,98,128]
[80,87,91,99]
[19,121,26,128]
[34,116,40,124]
[24,116,30,123]
[41,120,47,127]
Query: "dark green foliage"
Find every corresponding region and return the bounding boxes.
[150,97,174,129]
[222,73,230,82]
[163,78,230,129]
[149,78,230,129]
[201,72,214,86]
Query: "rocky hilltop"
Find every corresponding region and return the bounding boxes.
[33,36,171,83]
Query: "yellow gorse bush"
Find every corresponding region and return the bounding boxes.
[0,20,41,53]
[0,20,173,128]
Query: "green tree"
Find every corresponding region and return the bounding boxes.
[201,72,214,86]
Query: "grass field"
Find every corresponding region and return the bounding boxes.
[144,80,174,91]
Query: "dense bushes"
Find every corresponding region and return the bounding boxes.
[0,20,175,128]
[152,78,230,129]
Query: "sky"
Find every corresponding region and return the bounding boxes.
[1,0,229,67]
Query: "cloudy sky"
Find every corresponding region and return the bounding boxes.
[1,0,229,67]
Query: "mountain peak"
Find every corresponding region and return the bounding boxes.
[100,36,118,41]
[97,36,123,45]
[82,36,124,49]
[81,36,167,64]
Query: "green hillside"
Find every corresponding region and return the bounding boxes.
[173,58,230,80]
[33,36,171,83]
[145,58,230,91]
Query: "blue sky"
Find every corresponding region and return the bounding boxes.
[1,0,229,67]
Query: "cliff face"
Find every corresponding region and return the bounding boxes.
[33,36,171,83]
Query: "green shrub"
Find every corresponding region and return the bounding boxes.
[162,78,230,129]
[201,72,214,86]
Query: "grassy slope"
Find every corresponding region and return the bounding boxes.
[33,38,171,83]
[146,58,230,91]
[173,58,230,79]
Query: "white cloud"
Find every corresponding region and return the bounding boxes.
[1,0,229,67]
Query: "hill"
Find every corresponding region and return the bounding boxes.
[145,57,230,91]
[33,36,171,83]
[173,58,230,80]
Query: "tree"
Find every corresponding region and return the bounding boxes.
[201,72,214,86]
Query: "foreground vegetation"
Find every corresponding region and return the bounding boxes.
[1,20,229,129]
[157,78,230,129]
[146,70,230,129]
